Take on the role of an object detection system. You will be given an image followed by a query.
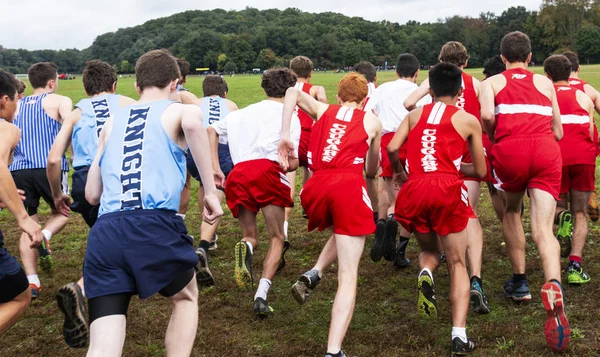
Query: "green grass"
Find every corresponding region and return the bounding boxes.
[2,66,600,356]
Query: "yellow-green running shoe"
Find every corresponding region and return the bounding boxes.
[417,270,437,318]
[37,236,54,273]
[556,210,573,258]
[234,241,253,287]
[567,262,590,284]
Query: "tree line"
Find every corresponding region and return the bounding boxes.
[1,1,600,74]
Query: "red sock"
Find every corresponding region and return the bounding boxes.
[569,255,582,264]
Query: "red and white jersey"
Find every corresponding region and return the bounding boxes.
[361,82,377,111]
[568,77,587,91]
[405,102,464,179]
[295,82,315,130]
[308,104,369,173]
[555,84,595,165]
[458,72,481,121]
[494,68,553,142]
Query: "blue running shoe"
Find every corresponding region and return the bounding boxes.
[504,278,532,302]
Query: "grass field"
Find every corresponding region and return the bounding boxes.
[1,66,600,356]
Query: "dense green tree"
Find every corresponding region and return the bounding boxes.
[223,61,237,73]
[575,24,600,63]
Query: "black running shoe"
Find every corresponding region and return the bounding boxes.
[392,239,411,268]
[383,218,398,261]
[196,247,215,287]
[324,351,347,357]
[277,239,291,273]
[302,209,308,219]
[370,219,386,262]
[56,283,88,348]
[452,337,476,355]
[253,297,274,317]
[209,233,218,251]
[291,269,321,304]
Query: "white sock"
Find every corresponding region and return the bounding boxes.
[451,326,467,343]
[283,221,289,239]
[80,285,86,298]
[176,213,186,219]
[254,278,272,301]
[245,241,253,255]
[42,229,52,242]
[27,274,40,287]
[419,268,434,284]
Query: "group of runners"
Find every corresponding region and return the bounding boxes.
[0,30,595,356]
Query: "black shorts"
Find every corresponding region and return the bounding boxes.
[187,146,231,192]
[70,166,100,228]
[0,268,28,303]
[11,169,69,215]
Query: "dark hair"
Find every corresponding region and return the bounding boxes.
[202,75,228,97]
[353,61,376,83]
[82,60,117,96]
[544,55,572,83]
[135,49,181,91]
[562,51,579,72]
[28,62,58,89]
[429,63,463,98]
[177,58,191,79]
[396,53,420,78]
[0,70,18,99]
[261,68,297,98]
[289,56,313,79]
[483,55,506,78]
[500,31,531,64]
[439,41,469,67]
[16,80,27,95]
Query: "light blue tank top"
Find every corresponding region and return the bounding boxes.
[72,94,122,169]
[9,93,68,171]
[199,96,230,128]
[98,100,187,216]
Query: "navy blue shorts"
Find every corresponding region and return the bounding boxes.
[0,229,22,280]
[0,229,27,302]
[70,166,100,228]
[187,144,233,187]
[83,210,198,300]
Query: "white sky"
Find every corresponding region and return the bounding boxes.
[1,0,542,50]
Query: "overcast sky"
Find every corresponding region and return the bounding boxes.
[1,0,542,50]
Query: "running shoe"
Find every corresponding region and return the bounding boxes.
[234,241,253,287]
[302,209,308,219]
[253,297,273,317]
[37,236,54,273]
[452,337,476,355]
[470,277,491,314]
[417,270,437,318]
[541,281,571,352]
[504,278,532,301]
[383,217,398,261]
[324,351,347,357]
[556,210,573,258]
[209,233,218,251]
[196,247,215,287]
[291,269,320,304]
[588,191,599,222]
[276,238,291,273]
[567,261,591,284]
[370,219,386,262]
[30,283,41,299]
[392,239,411,268]
[56,283,89,348]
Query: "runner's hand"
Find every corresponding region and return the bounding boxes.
[18,216,43,248]
[202,193,224,225]
[214,169,226,189]
[392,171,407,191]
[53,193,71,217]
[278,138,295,171]
[0,189,26,208]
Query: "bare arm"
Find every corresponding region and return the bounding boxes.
[207,126,225,188]
[404,79,429,111]
[48,109,80,216]
[549,85,563,141]
[584,84,600,114]
[387,115,411,181]
[58,96,73,123]
[85,120,112,205]
[225,99,239,112]
[460,115,486,178]
[479,79,496,141]
[313,85,328,104]
[364,112,382,210]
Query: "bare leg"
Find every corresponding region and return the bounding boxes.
[178,172,192,215]
[284,171,297,225]
[199,190,225,245]
[260,205,285,281]
[569,190,591,258]
[528,188,561,282]
[502,191,527,275]
[488,182,506,222]
[43,213,69,236]
[327,234,365,354]
[239,207,259,249]
[165,275,199,357]
[0,288,31,335]
[377,176,390,218]
[414,231,441,273]
[440,231,470,328]
[87,315,126,357]
[385,178,398,217]
[464,180,483,279]
[302,167,312,187]
[314,234,338,274]
[19,214,39,276]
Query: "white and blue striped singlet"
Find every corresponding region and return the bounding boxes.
[9,93,68,171]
